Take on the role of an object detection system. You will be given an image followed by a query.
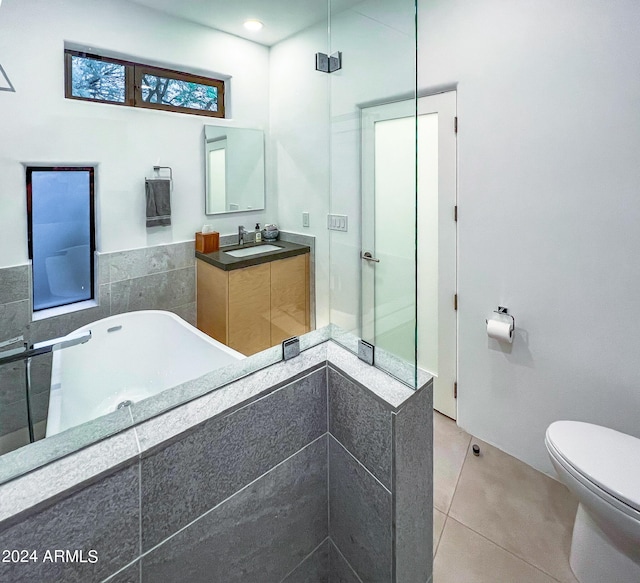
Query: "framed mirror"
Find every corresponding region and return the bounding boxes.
[204,125,265,214]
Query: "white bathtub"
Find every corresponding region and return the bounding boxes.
[45,310,245,437]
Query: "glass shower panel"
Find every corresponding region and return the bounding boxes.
[0,357,29,455]
[328,0,418,386]
[0,348,52,456]
[372,114,417,364]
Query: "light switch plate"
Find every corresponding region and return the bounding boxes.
[327,214,348,232]
[302,212,310,227]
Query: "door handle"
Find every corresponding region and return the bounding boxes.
[361,251,380,263]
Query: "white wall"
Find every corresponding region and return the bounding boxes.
[0,0,270,268]
[419,0,640,474]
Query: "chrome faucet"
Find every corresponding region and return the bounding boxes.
[238,225,247,245]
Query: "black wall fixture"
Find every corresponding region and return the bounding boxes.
[0,63,15,92]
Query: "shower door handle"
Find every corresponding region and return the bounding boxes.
[361,251,380,263]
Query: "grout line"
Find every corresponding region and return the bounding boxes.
[329,434,392,495]
[439,424,570,582]
[326,367,331,539]
[138,433,328,559]
[109,264,195,286]
[204,366,325,424]
[129,408,142,456]
[134,359,327,458]
[99,558,139,583]
[432,512,447,559]
[329,538,365,583]
[391,410,397,583]
[444,433,472,515]
[445,515,568,583]
[278,537,329,583]
[128,407,143,578]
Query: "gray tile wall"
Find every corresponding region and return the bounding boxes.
[0,242,196,448]
[327,365,433,583]
[0,351,432,583]
[103,563,140,583]
[328,367,393,489]
[136,367,330,583]
[142,437,328,583]
[140,367,327,550]
[282,539,330,583]
[0,464,140,583]
[329,540,363,583]
[329,436,393,583]
[394,386,433,583]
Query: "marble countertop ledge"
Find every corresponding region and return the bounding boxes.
[133,342,329,454]
[0,428,139,527]
[326,341,431,410]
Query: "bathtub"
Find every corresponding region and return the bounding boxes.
[45,310,245,437]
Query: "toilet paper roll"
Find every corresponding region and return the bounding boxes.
[487,317,513,344]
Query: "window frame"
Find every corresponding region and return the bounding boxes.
[134,64,225,117]
[26,166,97,312]
[64,51,135,106]
[64,50,226,118]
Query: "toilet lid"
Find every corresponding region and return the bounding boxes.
[547,421,640,512]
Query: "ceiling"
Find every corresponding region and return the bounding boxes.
[129,0,362,46]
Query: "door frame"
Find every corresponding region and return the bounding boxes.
[417,91,458,419]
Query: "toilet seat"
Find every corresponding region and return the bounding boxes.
[546,421,640,515]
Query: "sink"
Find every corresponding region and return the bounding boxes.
[224,244,282,258]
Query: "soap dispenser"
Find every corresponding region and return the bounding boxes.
[255,223,262,243]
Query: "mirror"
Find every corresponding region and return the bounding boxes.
[204,126,265,214]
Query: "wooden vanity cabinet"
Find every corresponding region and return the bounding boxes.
[270,255,310,346]
[197,253,310,356]
[228,263,272,355]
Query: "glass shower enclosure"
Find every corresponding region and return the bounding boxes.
[328,0,419,386]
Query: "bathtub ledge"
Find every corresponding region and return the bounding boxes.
[134,342,329,455]
[0,428,139,527]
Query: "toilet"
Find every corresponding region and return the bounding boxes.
[545,421,640,583]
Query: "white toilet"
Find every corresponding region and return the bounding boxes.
[545,421,640,583]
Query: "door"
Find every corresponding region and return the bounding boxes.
[361,91,458,418]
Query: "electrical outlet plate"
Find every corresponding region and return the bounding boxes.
[327,214,348,232]
[302,212,310,227]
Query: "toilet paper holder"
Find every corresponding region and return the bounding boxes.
[486,306,515,330]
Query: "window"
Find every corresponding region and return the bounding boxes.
[26,167,95,311]
[67,53,129,104]
[64,50,225,118]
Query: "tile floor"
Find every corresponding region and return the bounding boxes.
[433,412,580,583]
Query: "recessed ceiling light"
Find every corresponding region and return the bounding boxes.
[243,19,264,32]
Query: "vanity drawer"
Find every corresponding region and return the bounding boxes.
[196,253,310,356]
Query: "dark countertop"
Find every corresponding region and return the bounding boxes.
[196,240,310,271]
